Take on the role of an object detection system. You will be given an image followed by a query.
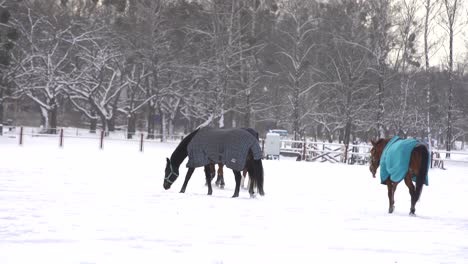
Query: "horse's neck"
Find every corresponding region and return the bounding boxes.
[378,138,392,154]
[170,130,198,168]
[170,146,187,169]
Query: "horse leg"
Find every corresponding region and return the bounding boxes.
[204,165,213,195]
[386,179,397,213]
[241,168,248,189]
[180,167,195,193]
[248,174,255,198]
[404,173,417,215]
[216,163,225,189]
[232,170,242,198]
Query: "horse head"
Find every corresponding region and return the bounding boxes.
[369,139,385,178]
[163,157,179,190]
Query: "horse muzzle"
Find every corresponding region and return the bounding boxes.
[163,182,171,190]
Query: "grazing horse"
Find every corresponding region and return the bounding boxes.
[210,127,259,189]
[208,163,249,189]
[163,127,264,198]
[369,136,430,215]
[210,158,253,190]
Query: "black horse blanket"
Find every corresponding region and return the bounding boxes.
[186,127,262,171]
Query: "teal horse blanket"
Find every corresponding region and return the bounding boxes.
[380,136,429,185]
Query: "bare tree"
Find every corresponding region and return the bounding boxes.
[368,0,394,139]
[440,0,461,156]
[0,1,18,135]
[320,0,375,146]
[389,0,421,138]
[15,1,92,133]
[274,0,323,140]
[422,0,441,149]
[68,42,126,133]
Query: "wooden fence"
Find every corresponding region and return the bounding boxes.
[274,139,468,167]
[276,139,371,164]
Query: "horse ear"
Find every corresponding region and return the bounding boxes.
[166,158,170,163]
[370,140,376,146]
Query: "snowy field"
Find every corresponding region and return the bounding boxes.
[1,135,468,264]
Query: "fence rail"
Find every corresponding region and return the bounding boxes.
[276,138,468,168]
[1,126,184,152]
[2,126,467,168]
[277,139,371,164]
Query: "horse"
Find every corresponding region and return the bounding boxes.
[163,127,264,198]
[209,127,259,189]
[210,157,253,190]
[369,136,429,215]
[208,163,249,189]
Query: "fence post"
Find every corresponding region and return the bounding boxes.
[302,138,307,161]
[100,130,104,149]
[430,151,433,168]
[59,128,64,148]
[140,133,144,152]
[19,126,23,146]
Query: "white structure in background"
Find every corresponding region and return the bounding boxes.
[264,132,281,160]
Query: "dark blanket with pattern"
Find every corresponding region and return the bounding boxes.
[186,127,262,171]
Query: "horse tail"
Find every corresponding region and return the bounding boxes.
[414,144,429,202]
[248,158,264,196]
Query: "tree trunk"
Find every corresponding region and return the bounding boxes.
[147,103,156,139]
[108,116,116,132]
[127,113,136,139]
[49,105,57,134]
[376,61,385,139]
[343,119,352,146]
[89,118,97,134]
[293,85,300,140]
[424,0,432,150]
[0,92,3,136]
[168,118,174,136]
[100,115,108,135]
[244,92,251,128]
[446,23,454,158]
[159,109,166,142]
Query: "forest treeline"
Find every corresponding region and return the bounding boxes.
[0,0,467,150]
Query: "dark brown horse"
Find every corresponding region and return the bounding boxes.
[369,137,429,215]
[209,163,250,189]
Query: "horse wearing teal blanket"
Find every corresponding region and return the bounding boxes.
[369,136,430,216]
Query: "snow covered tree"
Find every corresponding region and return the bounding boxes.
[0,1,18,135]
[68,42,126,133]
[14,0,93,133]
[367,0,394,139]
[273,0,322,140]
[317,0,375,145]
[440,0,462,156]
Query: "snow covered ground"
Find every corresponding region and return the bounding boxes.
[1,135,467,264]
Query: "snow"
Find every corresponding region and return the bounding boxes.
[1,135,468,264]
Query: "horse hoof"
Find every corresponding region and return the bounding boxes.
[409,212,416,216]
[388,207,394,214]
[250,194,256,198]
[220,184,225,189]
[232,193,239,198]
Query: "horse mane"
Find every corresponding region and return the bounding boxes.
[372,138,391,147]
[170,128,200,166]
